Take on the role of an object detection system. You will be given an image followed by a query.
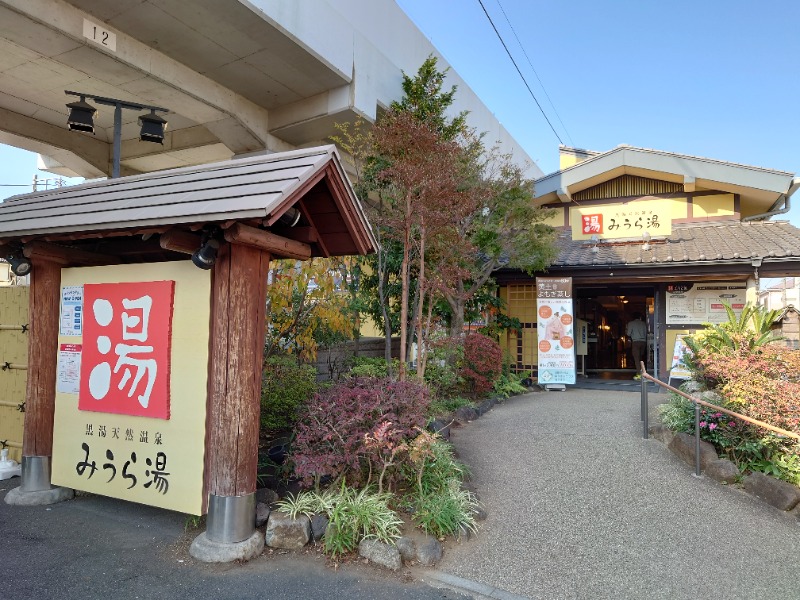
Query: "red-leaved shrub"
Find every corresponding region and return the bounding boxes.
[695,345,800,436]
[461,333,502,395]
[289,377,430,487]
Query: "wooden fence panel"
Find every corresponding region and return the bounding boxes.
[0,285,29,463]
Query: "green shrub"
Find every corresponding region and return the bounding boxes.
[421,336,465,398]
[347,356,398,379]
[261,355,317,433]
[426,396,474,419]
[493,370,529,398]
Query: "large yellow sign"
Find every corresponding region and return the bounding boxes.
[51,261,210,515]
[570,199,673,240]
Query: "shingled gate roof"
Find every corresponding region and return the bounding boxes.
[0,145,375,259]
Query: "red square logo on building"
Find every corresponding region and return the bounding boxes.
[79,281,175,419]
[582,214,603,234]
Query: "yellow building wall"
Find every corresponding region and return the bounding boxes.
[0,286,28,463]
[542,206,566,228]
[502,284,538,372]
[693,193,735,219]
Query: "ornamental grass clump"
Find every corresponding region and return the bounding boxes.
[403,433,479,538]
[275,483,403,557]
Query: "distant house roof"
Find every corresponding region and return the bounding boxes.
[534,145,799,216]
[0,145,375,258]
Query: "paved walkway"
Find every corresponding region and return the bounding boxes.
[437,389,800,599]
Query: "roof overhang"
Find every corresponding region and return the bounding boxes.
[0,145,375,264]
[534,146,797,214]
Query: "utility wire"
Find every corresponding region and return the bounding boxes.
[493,0,574,146]
[475,0,563,145]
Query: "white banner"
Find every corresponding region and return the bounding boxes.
[536,277,575,385]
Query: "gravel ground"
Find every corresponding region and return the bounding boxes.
[438,389,800,600]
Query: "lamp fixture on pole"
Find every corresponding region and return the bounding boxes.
[65,91,169,179]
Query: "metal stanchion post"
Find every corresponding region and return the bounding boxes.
[642,375,649,440]
[694,402,701,477]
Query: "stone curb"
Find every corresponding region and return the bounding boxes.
[418,570,531,600]
[652,425,800,519]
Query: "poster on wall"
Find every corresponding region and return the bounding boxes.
[666,282,747,325]
[56,344,82,394]
[51,263,210,515]
[536,277,575,385]
[60,285,83,336]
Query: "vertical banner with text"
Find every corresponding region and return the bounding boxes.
[536,277,576,385]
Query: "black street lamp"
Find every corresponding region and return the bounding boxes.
[65,90,169,179]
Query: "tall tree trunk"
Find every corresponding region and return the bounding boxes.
[414,224,427,382]
[418,288,435,381]
[399,215,411,382]
[448,279,467,338]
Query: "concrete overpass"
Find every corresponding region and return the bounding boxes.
[0,0,542,179]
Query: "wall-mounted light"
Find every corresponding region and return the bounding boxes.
[192,238,220,270]
[590,234,599,254]
[277,207,302,228]
[7,254,32,277]
[642,231,651,251]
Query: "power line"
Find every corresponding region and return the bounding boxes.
[493,0,574,146]
[475,0,563,145]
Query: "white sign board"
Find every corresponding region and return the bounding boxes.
[83,19,117,52]
[665,282,747,325]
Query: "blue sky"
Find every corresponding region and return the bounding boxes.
[2,0,799,228]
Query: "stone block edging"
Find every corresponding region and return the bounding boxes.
[652,425,800,519]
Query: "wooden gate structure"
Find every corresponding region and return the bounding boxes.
[0,146,374,561]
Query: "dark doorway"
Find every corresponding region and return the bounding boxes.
[574,285,655,380]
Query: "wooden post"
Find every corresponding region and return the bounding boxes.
[22,259,61,459]
[204,242,271,503]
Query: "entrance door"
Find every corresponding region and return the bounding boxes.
[575,286,655,379]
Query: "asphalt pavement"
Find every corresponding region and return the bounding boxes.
[0,484,469,600]
[4,388,800,600]
[436,388,800,599]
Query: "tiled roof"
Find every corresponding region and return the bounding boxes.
[552,221,800,268]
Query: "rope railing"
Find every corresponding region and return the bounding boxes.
[639,361,799,476]
[0,324,28,332]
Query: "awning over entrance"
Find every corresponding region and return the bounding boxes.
[0,145,375,263]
